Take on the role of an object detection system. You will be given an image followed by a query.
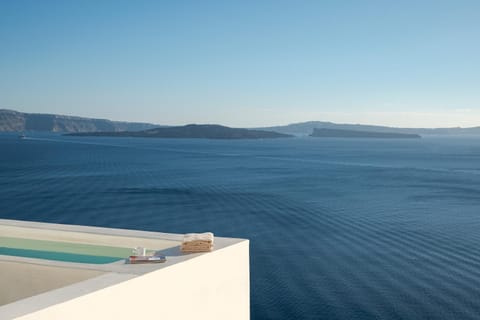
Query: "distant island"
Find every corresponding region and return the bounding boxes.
[2,109,480,136]
[0,109,159,133]
[66,124,293,140]
[260,121,480,136]
[310,128,421,139]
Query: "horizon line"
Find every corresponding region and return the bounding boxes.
[1,107,479,130]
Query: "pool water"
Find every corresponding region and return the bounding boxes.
[0,237,132,264]
[0,247,122,264]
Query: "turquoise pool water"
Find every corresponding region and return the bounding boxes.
[0,236,132,264]
[0,247,123,264]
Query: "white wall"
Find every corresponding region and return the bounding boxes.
[14,240,250,320]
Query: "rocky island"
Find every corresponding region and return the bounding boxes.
[310,128,421,139]
[0,109,158,132]
[67,124,293,140]
[261,121,480,136]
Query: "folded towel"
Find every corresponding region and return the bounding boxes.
[182,240,211,247]
[183,232,214,244]
[181,243,213,249]
[181,232,214,253]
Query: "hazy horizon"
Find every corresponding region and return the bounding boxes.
[1,1,479,128]
[2,106,479,129]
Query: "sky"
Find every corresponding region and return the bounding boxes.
[0,0,479,128]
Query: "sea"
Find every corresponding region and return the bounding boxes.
[1,132,480,319]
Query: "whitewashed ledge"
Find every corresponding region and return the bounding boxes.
[0,219,250,320]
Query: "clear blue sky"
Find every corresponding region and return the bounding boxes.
[1,0,479,127]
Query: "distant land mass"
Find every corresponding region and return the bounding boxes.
[67,124,293,140]
[260,121,480,136]
[0,109,159,133]
[310,128,421,139]
[2,109,480,136]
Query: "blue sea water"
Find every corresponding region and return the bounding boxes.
[1,133,480,319]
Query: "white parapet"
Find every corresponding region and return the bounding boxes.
[0,219,250,320]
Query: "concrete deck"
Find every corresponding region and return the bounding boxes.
[0,260,104,306]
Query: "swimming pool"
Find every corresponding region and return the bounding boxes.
[0,237,132,264]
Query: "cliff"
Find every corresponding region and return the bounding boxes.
[0,109,159,132]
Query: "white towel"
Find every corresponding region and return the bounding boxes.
[183,232,214,244]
